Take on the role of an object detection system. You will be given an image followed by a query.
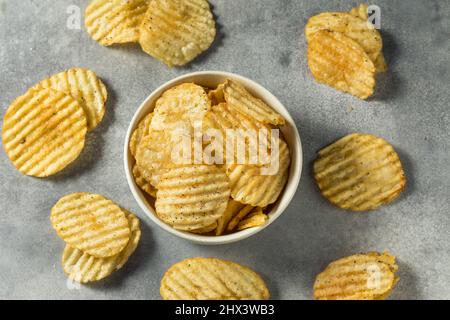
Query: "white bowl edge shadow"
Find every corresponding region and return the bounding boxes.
[124,71,303,245]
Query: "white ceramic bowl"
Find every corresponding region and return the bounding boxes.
[124,71,302,245]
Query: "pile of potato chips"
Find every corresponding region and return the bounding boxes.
[305,4,387,99]
[2,68,107,177]
[314,252,399,300]
[85,0,216,67]
[160,257,270,300]
[129,79,291,235]
[50,193,141,283]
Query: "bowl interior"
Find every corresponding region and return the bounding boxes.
[125,71,302,245]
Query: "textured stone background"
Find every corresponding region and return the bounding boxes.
[0,0,449,300]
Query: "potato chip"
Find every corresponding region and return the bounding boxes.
[2,88,87,177]
[151,83,210,131]
[226,205,254,232]
[160,257,270,300]
[85,0,149,46]
[305,12,382,62]
[129,112,154,158]
[227,138,290,207]
[223,80,285,126]
[133,164,157,197]
[237,213,268,231]
[190,222,217,234]
[348,4,388,73]
[314,252,399,300]
[203,102,273,165]
[62,212,141,283]
[349,3,369,20]
[51,193,131,258]
[215,199,245,236]
[374,53,388,73]
[208,82,225,106]
[314,133,406,211]
[307,30,376,99]
[155,165,230,231]
[135,131,178,187]
[33,68,107,131]
[139,0,216,67]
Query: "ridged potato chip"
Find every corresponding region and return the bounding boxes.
[307,30,376,99]
[223,80,285,126]
[155,165,230,231]
[139,0,216,67]
[135,132,178,187]
[151,83,210,131]
[227,138,290,207]
[374,53,388,73]
[2,88,87,177]
[305,12,382,62]
[208,82,225,106]
[190,222,217,234]
[51,193,131,258]
[226,205,254,232]
[62,212,141,283]
[237,212,268,231]
[85,0,149,46]
[349,3,369,20]
[314,252,399,300]
[314,133,406,211]
[33,68,107,131]
[203,102,273,165]
[349,4,388,73]
[160,257,270,300]
[133,164,157,197]
[215,199,245,236]
[129,112,153,158]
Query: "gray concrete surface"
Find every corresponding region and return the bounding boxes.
[0,0,449,300]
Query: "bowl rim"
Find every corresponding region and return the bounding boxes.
[124,71,303,245]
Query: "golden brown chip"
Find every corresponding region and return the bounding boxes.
[215,199,245,236]
[51,193,131,258]
[85,0,149,46]
[237,213,268,231]
[190,222,217,234]
[348,4,388,73]
[33,68,107,131]
[135,132,178,187]
[307,30,376,99]
[208,82,226,106]
[62,212,141,283]
[305,12,382,62]
[374,53,388,73]
[314,133,406,211]
[160,257,270,300]
[152,83,210,131]
[133,164,157,197]
[155,165,230,231]
[129,112,154,158]
[226,205,254,232]
[2,88,87,177]
[203,102,273,165]
[349,3,369,20]
[227,138,291,207]
[223,79,285,126]
[314,252,399,300]
[139,0,216,67]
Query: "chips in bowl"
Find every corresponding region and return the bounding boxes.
[127,77,293,237]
